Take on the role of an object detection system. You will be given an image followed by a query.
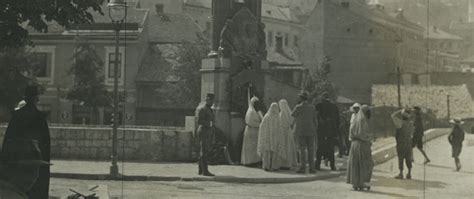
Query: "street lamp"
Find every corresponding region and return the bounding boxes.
[107,0,127,178]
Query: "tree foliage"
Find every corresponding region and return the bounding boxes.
[67,39,111,123]
[303,56,338,103]
[0,0,104,48]
[0,48,36,111]
[156,36,209,108]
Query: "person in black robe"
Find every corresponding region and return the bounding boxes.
[2,85,51,199]
[315,92,340,171]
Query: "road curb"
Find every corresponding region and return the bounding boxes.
[51,129,448,184]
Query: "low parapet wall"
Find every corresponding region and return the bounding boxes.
[0,124,193,162]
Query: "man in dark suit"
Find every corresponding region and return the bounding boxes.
[2,85,51,199]
[315,92,340,171]
[195,93,216,176]
[292,90,318,174]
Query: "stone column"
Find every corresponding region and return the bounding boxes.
[200,58,232,138]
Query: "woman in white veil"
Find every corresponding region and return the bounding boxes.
[347,105,374,191]
[241,96,264,166]
[258,103,283,171]
[278,99,298,168]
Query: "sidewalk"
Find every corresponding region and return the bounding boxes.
[50,128,449,184]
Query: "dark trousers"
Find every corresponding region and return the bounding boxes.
[316,137,336,168]
[396,143,412,170]
[198,128,211,173]
[297,136,315,170]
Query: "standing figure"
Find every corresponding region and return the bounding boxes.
[196,93,216,176]
[448,118,465,171]
[412,107,430,164]
[0,140,52,199]
[292,91,318,174]
[2,85,51,199]
[392,109,414,180]
[278,99,298,169]
[315,92,340,171]
[241,96,264,166]
[347,105,374,191]
[258,103,284,171]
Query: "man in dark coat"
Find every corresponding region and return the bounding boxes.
[0,139,52,199]
[195,93,216,176]
[315,92,340,171]
[292,90,318,174]
[392,109,413,179]
[448,118,465,171]
[2,85,51,199]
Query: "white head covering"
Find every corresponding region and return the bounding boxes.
[245,96,262,127]
[278,99,294,126]
[349,104,372,142]
[258,103,281,156]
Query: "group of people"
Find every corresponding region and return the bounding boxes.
[0,85,51,199]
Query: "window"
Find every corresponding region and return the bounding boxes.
[268,31,273,46]
[284,33,289,46]
[105,46,125,85]
[108,52,122,79]
[29,46,55,84]
[294,35,299,47]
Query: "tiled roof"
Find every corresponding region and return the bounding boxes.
[262,4,300,23]
[136,44,180,82]
[267,48,302,66]
[372,84,474,119]
[425,26,462,40]
[146,13,202,43]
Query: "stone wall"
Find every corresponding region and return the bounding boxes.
[0,124,193,162]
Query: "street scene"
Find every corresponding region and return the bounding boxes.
[1,0,474,198]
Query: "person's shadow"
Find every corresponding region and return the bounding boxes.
[371,175,448,190]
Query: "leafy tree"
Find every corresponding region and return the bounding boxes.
[156,36,209,108]
[0,0,104,48]
[67,39,111,124]
[0,48,36,112]
[303,56,338,103]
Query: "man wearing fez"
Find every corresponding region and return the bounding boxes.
[2,85,51,198]
[315,92,340,171]
[196,93,216,176]
[0,139,52,199]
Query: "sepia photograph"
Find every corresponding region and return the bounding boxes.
[0,0,473,198]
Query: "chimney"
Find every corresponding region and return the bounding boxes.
[155,3,164,14]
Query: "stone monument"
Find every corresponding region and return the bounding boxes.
[200,0,267,162]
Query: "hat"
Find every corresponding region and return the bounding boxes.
[449,118,464,125]
[0,139,52,166]
[24,85,39,99]
[351,103,361,109]
[297,90,309,99]
[206,93,215,100]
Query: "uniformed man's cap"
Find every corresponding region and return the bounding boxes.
[206,93,215,100]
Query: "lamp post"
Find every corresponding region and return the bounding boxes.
[107,0,127,177]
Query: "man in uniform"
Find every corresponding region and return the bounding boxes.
[196,93,216,176]
[315,92,340,171]
[0,139,52,199]
[2,85,51,198]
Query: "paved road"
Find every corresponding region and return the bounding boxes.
[51,133,474,198]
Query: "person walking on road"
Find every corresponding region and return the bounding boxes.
[292,91,318,174]
[347,105,374,191]
[392,108,414,180]
[448,118,465,171]
[2,85,51,199]
[196,93,216,176]
[411,106,430,164]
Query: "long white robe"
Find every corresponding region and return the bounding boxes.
[241,97,263,165]
[258,103,283,170]
[278,99,298,168]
